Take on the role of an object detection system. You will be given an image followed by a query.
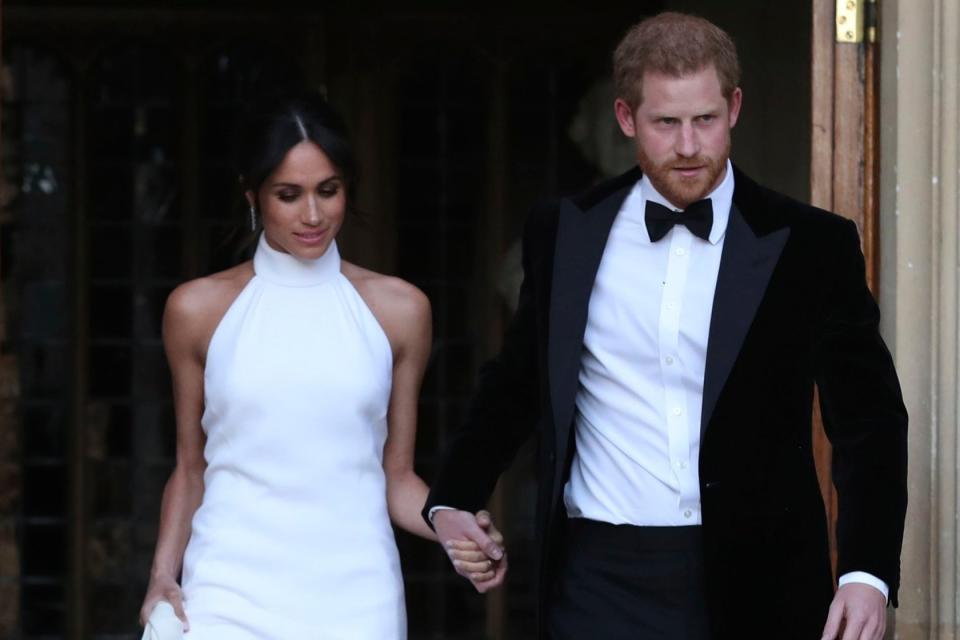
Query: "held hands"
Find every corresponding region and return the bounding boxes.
[820,583,887,640]
[434,509,508,593]
[139,572,188,631]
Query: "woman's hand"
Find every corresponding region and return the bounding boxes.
[139,573,188,630]
[444,510,508,591]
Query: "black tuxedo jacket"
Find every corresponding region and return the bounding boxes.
[425,166,907,639]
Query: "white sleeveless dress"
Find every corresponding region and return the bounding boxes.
[180,234,405,639]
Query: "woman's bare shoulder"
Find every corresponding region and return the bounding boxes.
[342,261,430,323]
[167,262,254,319]
[341,262,431,359]
[164,262,255,357]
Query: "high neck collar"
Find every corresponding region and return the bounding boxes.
[253,233,341,287]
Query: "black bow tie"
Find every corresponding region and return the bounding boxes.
[644,199,713,242]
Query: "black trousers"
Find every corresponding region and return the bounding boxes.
[546,519,711,640]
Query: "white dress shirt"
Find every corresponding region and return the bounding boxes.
[561,161,888,599]
[563,162,730,526]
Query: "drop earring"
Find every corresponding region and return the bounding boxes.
[249,205,257,232]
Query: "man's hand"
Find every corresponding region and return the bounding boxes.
[434,509,508,593]
[820,583,887,640]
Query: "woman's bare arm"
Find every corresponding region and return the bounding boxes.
[139,267,250,626]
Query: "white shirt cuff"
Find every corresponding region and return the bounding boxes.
[427,505,456,523]
[838,571,889,603]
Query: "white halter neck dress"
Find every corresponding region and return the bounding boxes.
[180,234,405,639]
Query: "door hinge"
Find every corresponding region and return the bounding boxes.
[836,0,878,44]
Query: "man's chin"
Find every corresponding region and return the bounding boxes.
[657,180,711,208]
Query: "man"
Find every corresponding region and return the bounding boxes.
[424,12,907,640]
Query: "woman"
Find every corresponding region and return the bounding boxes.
[139,92,498,638]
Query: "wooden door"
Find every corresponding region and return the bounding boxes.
[810,0,881,574]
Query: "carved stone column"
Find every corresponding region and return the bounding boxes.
[879,0,960,637]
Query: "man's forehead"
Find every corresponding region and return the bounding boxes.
[639,66,722,92]
[641,64,720,82]
[636,70,727,110]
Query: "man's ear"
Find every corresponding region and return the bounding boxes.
[614,98,638,138]
[727,87,743,129]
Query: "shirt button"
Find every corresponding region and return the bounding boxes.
[675,248,687,256]
[684,510,693,519]
[677,461,687,470]
[672,407,683,416]
[665,356,674,365]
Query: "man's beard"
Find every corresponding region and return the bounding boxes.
[638,141,730,209]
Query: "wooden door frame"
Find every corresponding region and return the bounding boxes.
[810,0,881,576]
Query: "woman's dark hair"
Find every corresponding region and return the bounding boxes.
[236,90,356,199]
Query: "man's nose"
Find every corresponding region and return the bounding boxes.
[675,122,699,158]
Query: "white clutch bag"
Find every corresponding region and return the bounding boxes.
[141,601,185,640]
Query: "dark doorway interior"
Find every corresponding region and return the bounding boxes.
[0,3,809,638]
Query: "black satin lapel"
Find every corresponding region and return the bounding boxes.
[548,192,624,487]
[701,205,789,434]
